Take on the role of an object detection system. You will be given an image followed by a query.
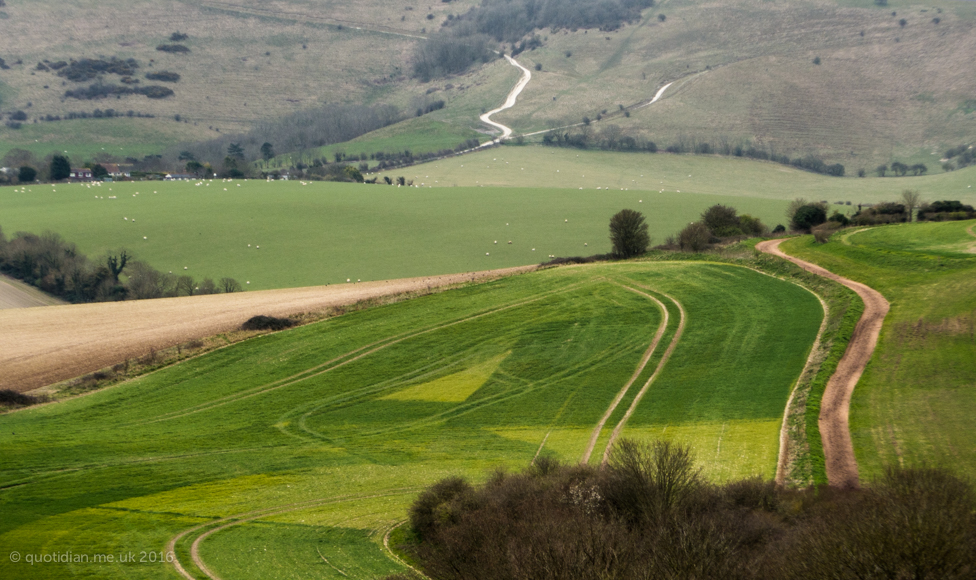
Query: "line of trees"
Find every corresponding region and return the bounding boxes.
[541,127,846,177]
[64,82,174,100]
[0,227,242,303]
[394,440,976,580]
[171,103,402,169]
[876,161,927,177]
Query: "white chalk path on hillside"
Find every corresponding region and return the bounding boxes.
[479,55,533,146]
[634,82,674,109]
[522,81,675,138]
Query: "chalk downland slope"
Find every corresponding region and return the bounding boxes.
[1,0,974,168]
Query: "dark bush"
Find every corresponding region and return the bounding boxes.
[772,224,786,233]
[701,204,742,237]
[241,315,296,331]
[0,389,44,407]
[63,83,174,100]
[608,209,650,258]
[918,200,976,221]
[145,71,180,82]
[170,32,189,41]
[678,222,711,252]
[791,204,827,231]
[156,44,190,53]
[738,214,768,236]
[56,57,139,82]
[18,166,37,183]
[828,210,850,226]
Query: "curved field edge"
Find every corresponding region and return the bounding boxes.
[0,266,535,395]
[636,244,861,487]
[779,221,976,481]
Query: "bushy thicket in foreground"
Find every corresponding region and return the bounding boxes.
[394,440,976,580]
[0,227,242,302]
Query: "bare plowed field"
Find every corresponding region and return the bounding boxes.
[0,266,534,393]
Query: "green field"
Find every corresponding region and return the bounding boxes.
[260,117,485,170]
[388,146,976,205]
[0,177,792,290]
[781,220,976,480]
[0,117,213,161]
[0,261,822,579]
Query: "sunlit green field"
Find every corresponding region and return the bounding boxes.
[0,261,821,579]
[0,178,790,290]
[781,220,976,480]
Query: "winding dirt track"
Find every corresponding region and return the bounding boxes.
[757,239,889,488]
[0,266,535,393]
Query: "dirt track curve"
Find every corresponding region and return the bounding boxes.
[757,239,889,488]
[478,55,532,145]
[0,266,535,393]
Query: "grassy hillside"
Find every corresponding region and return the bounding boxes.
[499,0,976,169]
[781,220,976,480]
[0,261,822,579]
[1,0,974,167]
[0,178,792,290]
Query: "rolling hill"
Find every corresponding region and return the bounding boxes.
[1,0,974,170]
[0,261,823,579]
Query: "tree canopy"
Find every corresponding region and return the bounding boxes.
[609,209,650,258]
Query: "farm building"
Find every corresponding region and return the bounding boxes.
[70,168,93,179]
[101,163,132,178]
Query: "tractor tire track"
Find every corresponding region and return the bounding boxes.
[143,280,587,425]
[601,288,687,464]
[580,282,670,464]
[757,238,889,489]
[167,489,420,580]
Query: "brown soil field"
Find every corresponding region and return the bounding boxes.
[0,275,68,310]
[757,238,889,489]
[0,266,534,393]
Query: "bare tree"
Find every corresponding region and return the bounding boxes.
[219,277,242,293]
[106,250,129,283]
[901,189,921,222]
